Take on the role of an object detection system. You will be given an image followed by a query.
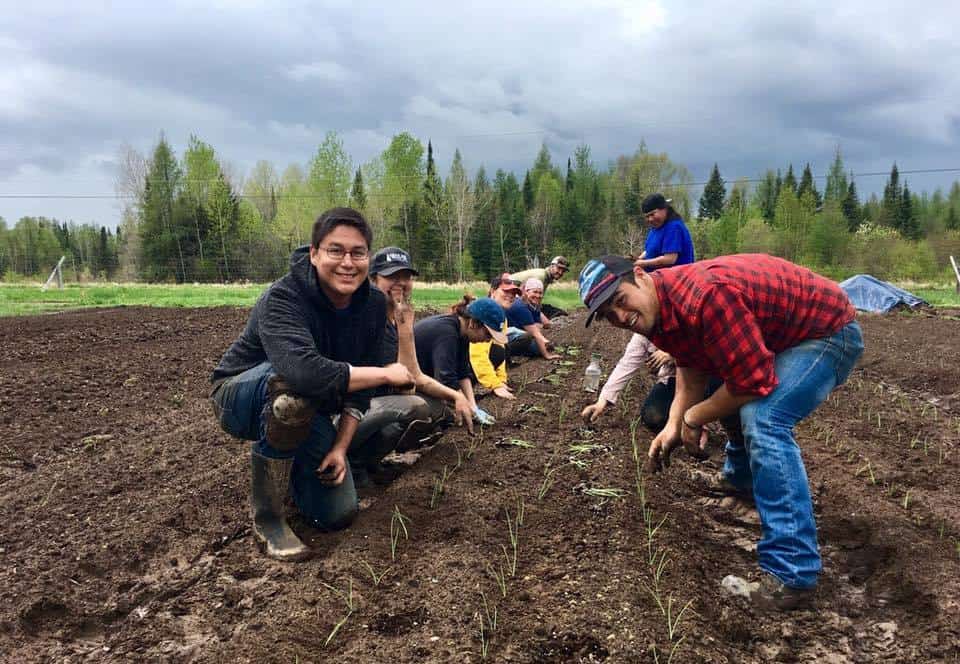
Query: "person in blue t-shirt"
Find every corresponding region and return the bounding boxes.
[505,278,560,360]
[634,193,695,272]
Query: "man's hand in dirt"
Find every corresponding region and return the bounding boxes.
[383,362,415,390]
[645,422,681,473]
[544,352,561,360]
[452,395,475,434]
[680,412,710,460]
[317,448,347,486]
[493,385,516,400]
[581,398,608,423]
[645,350,671,374]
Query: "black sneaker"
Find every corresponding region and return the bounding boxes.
[750,574,815,611]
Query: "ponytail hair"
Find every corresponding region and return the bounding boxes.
[449,293,477,317]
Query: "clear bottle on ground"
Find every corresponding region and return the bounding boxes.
[584,353,601,392]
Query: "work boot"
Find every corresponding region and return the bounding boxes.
[265,376,314,451]
[750,573,816,611]
[395,419,435,452]
[705,472,755,504]
[250,450,310,561]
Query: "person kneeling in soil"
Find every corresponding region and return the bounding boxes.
[470,273,520,400]
[510,255,570,321]
[414,296,507,427]
[349,247,475,487]
[210,208,415,561]
[580,334,710,449]
[505,278,560,360]
[578,254,864,610]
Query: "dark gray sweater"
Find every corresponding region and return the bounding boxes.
[211,246,386,414]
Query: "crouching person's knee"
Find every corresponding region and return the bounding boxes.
[321,504,359,531]
[265,376,315,451]
[641,405,668,434]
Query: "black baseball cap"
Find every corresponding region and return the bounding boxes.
[370,247,419,276]
[641,193,671,215]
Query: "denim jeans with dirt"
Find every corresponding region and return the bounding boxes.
[211,361,358,530]
[720,321,864,589]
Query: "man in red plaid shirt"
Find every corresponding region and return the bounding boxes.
[579,254,864,610]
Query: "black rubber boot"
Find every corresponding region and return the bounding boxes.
[250,450,310,561]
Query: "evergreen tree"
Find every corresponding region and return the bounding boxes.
[419,141,445,277]
[468,167,496,279]
[899,184,920,240]
[881,162,901,227]
[824,148,848,203]
[797,163,821,208]
[946,206,959,231]
[698,163,726,220]
[140,134,188,282]
[782,164,797,194]
[522,170,534,212]
[349,168,367,210]
[753,170,779,223]
[842,177,862,231]
[565,158,574,191]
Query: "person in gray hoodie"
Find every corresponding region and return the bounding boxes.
[211,208,414,561]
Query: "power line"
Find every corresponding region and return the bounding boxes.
[3,165,960,200]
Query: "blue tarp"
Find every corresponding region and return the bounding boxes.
[838,274,927,313]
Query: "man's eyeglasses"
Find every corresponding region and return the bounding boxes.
[320,246,369,261]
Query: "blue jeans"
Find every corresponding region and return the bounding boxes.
[721,321,864,589]
[211,362,358,530]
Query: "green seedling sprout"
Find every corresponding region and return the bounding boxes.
[496,438,534,448]
[582,487,626,499]
[319,579,355,647]
[569,442,605,455]
[431,465,451,509]
[501,505,522,577]
[390,506,410,561]
[646,589,695,642]
[855,461,876,485]
[360,560,391,587]
[651,547,671,592]
[486,562,507,597]
[480,589,498,632]
[902,489,911,510]
[538,466,557,501]
[568,457,590,470]
[651,638,687,664]
[477,609,489,659]
[467,425,485,460]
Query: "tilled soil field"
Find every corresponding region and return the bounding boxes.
[1,306,959,663]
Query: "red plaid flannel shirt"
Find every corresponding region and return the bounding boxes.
[648,254,856,396]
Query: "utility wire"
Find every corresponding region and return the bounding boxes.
[3,166,960,200]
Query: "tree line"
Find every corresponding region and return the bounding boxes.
[3,134,960,283]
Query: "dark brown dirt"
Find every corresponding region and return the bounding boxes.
[2,307,959,662]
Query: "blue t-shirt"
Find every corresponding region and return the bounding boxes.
[643,218,695,271]
[506,299,539,328]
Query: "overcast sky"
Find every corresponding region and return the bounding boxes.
[2,0,958,228]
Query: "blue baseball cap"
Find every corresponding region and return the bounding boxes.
[466,297,508,343]
[579,256,634,327]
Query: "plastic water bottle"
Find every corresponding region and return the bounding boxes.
[584,353,601,392]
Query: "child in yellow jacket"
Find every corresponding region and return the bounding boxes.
[470,274,520,400]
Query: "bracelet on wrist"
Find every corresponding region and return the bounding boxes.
[682,416,702,430]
